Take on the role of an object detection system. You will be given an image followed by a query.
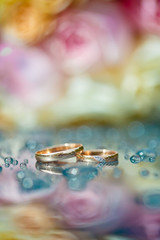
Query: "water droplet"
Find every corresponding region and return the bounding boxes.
[154,172,160,178]
[130,155,141,164]
[20,163,27,169]
[24,159,28,164]
[5,163,10,168]
[149,157,156,162]
[140,169,150,177]
[0,166,2,172]
[12,160,18,166]
[22,178,33,189]
[124,154,129,160]
[4,157,13,164]
[18,169,53,192]
[143,192,160,209]
[136,149,157,162]
[16,171,25,180]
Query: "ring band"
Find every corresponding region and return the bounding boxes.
[35,143,83,163]
[77,149,118,166]
[35,161,64,175]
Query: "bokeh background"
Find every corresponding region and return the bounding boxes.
[1,0,160,130]
[1,1,160,240]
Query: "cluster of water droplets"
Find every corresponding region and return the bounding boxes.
[3,157,18,169]
[0,156,29,172]
[16,169,53,192]
[130,149,157,164]
[0,133,58,194]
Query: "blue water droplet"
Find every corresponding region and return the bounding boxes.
[24,159,28,164]
[4,157,13,164]
[20,163,27,169]
[5,163,10,168]
[16,171,25,180]
[10,158,14,164]
[154,172,160,178]
[130,155,141,164]
[22,178,33,189]
[140,169,150,177]
[136,151,144,157]
[136,149,157,162]
[143,192,160,209]
[12,160,18,166]
[149,157,156,163]
[124,154,129,160]
[18,169,53,192]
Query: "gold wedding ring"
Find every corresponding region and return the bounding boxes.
[77,149,118,166]
[35,143,83,163]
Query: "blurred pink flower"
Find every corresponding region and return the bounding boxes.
[42,1,133,74]
[141,210,160,240]
[122,0,160,35]
[51,180,137,231]
[0,44,61,108]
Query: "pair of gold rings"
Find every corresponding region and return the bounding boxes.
[35,143,118,166]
